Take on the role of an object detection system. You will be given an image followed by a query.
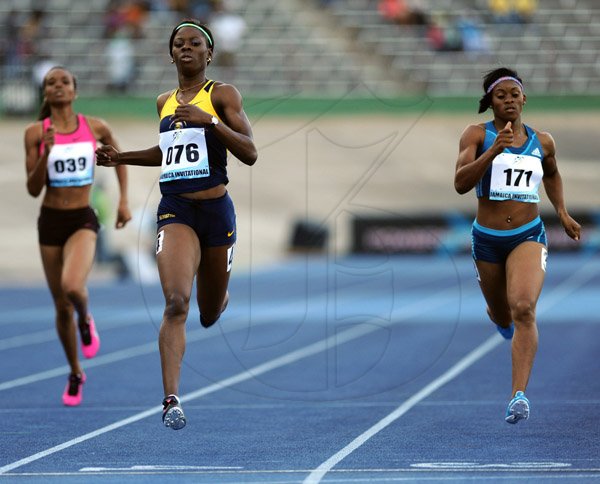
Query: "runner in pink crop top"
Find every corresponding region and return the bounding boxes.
[40,113,97,188]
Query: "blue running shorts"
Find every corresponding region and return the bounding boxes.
[156,192,236,247]
[471,216,547,264]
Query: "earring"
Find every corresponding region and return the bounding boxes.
[170,59,174,64]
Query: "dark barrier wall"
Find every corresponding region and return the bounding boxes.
[352,211,599,255]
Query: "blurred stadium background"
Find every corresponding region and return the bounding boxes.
[1,0,599,284]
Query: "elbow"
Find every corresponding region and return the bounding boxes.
[248,152,258,166]
[454,180,469,195]
[26,182,42,198]
[240,149,258,166]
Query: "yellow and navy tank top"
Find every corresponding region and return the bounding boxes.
[158,80,227,195]
[476,121,544,203]
[40,114,96,188]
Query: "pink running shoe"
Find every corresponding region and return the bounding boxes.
[62,372,86,406]
[80,314,100,359]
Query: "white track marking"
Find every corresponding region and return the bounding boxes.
[303,257,599,484]
[0,290,364,390]
[303,336,503,484]
[0,279,468,392]
[0,286,457,474]
[3,465,599,481]
[3,259,596,475]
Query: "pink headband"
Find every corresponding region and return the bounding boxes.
[486,76,524,94]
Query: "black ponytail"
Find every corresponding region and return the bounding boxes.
[37,99,51,121]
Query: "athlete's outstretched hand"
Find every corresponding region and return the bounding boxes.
[561,213,581,241]
[96,145,121,167]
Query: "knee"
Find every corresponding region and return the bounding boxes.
[510,299,536,325]
[62,283,84,304]
[54,300,72,320]
[164,293,190,322]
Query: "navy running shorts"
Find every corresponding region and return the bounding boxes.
[156,192,236,247]
[471,216,547,263]
[38,205,100,246]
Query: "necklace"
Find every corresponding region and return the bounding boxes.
[178,80,206,93]
[50,113,77,130]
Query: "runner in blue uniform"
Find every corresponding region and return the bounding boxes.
[454,67,581,424]
[96,19,257,430]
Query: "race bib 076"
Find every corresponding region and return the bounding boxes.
[159,127,210,182]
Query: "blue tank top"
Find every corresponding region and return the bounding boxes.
[158,80,228,195]
[476,121,545,203]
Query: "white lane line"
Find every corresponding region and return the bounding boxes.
[0,408,161,475]
[0,286,458,475]
[303,256,600,484]
[0,305,162,327]
[0,280,465,392]
[303,336,503,484]
[0,316,157,351]
[0,329,57,350]
[537,257,600,313]
[0,307,167,349]
[79,465,244,471]
[4,466,599,479]
[0,340,158,392]
[0,293,330,390]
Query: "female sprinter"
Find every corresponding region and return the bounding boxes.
[24,66,131,406]
[454,67,581,424]
[96,20,257,429]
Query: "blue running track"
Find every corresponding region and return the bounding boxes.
[0,253,599,483]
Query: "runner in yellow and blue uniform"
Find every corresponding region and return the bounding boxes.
[96,19,257,430]
[454,67,580,424]
[157,79,237,250]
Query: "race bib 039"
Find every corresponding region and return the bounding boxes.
[47,142,95,187]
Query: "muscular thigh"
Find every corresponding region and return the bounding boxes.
[40,245,66,301]
[505,241,547,305]
[62,229,97,289]
[156,223,200,298]
[196,244,233,313]
[474,258,510,319]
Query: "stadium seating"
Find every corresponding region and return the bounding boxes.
[328,0,600,94]
[1,0,599,96]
